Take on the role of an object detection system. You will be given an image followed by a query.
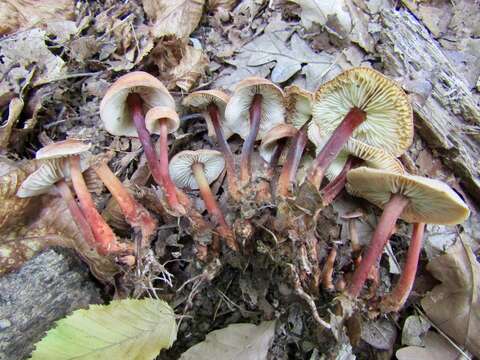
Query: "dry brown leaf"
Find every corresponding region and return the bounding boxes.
[421,242,480,357]
[0,0,75,36]
[207,0,237,12]
[171,45,209,91]
[143,0,205,39]
[396,331,468,360]
[0,98,24,153]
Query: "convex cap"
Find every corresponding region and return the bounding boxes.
[285,85,313,129]
[259,124,297,163]
[346,167,470,224]
[145,106,180,135]
[100,71,175,137]
[224,77,285,140]
[169,150,225,190]
[183,90,233,139]
[312,67,413,157]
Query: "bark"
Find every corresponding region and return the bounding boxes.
[0,248,102,360]
[378,9,480,201]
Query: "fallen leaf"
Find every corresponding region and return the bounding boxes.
[0,0,75,36]
[0,98,23,153]
[171,45,209,91]
[401,314,431,346]
[30,298,177,359]
[421,242,480,358]
[396,331,469,360]
[207,0,237,12]
[360,318,397,350]
[143,0,205,39]
[180,320,276,360]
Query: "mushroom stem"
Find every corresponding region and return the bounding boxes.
[277,126,307,197]
[192,162,238,251]
[207,104,239,199]
[308,107,366,189]
[240,94,263,185]
[381,222,425,312]
[127,93,184,214]
[93,162,157,248]
[55,180,97,248]
[322,247,337,291]
[320,156,360,206]
[269,138,286,169]
[69,155,121,255]
[347,193,409,298]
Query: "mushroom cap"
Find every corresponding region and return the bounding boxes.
[100,71,175,137]
[346,167,470,224]
[224,77,285,140]
[259,124,297,163]
[17,157,89,197]
[285,85,313,129]
[145,106,180,135]
[182,90,233,139]
[169,149,225,190]
[36,139,91,160]
[312,67,413,157]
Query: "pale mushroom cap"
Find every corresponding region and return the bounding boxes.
[259,124,297,163]
[182,90,233,139]
[224,77,285,140]
[169,149,225,190]
[100,71,175,137]
[36,139,91,160]
[145,106,180,135]
[346,167,470,224]
[285,85,313,129]
[312,67,413,157]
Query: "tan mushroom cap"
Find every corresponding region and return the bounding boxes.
[182,90,233,139]
[224,77,285,140]
[145,106,180,135]
[259,124,297,163]
[36,139,91,160]
[312,67,413,157]
[169,149,225,190]
[285,85,313,129]
[100,71,175,137]
[17,159,70,197]
[346,167,470,224]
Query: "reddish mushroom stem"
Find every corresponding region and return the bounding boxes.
[55,180,97,249]
[269,138,287,169]
[93,162,157,248]
[240,94,263,185]
[69,155,123,255]
[381,222,425,312]
[277,126,307,197]
[347,193,409,298]
[192,162,238,251]
[127,93,184,214]
[320,156,361,206]
[207,104,239,199]
[308,107,366,189]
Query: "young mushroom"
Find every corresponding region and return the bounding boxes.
[224,77,285,185]
[307,67,413,189]
[34,140,129,255]
[259,123,297,169]
[100,71,184,214]
[345,167,470,310]
[169,150,239,251]
[182,90,239,199]
[276,85,313,197]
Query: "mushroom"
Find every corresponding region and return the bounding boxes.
[17,159,97,250]
[100,71,184,214]
[259,123,297,168]
[345,167,470,309]
[34,140,128,255]
[169,150,238,251]
[307,67,413,189]
[92,157,157,248]
[224,77,285,185]
[309,126,405,206]
[182,90,239,199]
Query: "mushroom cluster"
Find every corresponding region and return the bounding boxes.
[16,67,470,314]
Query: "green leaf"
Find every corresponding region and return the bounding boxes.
[30,298,177,360]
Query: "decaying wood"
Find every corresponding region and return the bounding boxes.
[378,9,480,201]
[0,248,102,360]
